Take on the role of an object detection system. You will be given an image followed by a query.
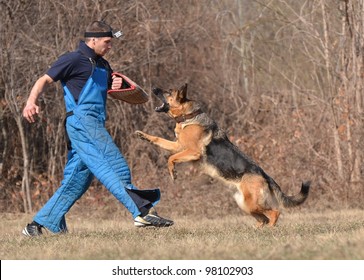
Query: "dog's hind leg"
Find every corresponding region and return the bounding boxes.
[234,191,270,228]
[236,174,277,227]
[263,209,280,227]
[251,213,269,228]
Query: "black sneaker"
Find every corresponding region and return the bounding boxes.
[22,221,43,237]
[134,209,174,228]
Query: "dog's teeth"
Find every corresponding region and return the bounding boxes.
[155,104,164,111]
[155,102,169,112]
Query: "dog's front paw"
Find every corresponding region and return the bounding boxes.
[135,130,150,142]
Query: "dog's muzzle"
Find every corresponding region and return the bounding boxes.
[152,88,170,113]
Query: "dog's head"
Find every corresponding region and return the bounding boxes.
[152,83,189,115]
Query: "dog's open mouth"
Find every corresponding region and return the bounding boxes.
[152,88,170,113]
[155,102,169,112]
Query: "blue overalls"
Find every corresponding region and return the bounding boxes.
[34,58,160,233]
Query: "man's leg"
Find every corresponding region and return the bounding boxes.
[33,150,93,233]
[66,116,172,227]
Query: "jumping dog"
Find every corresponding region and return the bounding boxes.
[135,84,310,227]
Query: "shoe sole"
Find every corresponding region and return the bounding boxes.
[22,228,30,236]
[22,227,43,237]
[134,216,174,228]
[22,228,39,237]
[134,223,173,228]
[134,222,151,227]
[134,222,174,227]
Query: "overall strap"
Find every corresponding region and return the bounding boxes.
[64,111,74,150]
[78,48,111,86]
[77,48,98,77]
[87,57,96,76]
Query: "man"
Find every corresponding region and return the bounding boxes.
[22,21,173,236]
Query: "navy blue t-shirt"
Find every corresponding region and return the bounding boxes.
[47,40,112,102]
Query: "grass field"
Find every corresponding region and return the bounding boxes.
[1,209,363,260]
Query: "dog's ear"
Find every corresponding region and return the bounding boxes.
[177,83,188,102]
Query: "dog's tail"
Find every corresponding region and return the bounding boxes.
[269,179,311,208]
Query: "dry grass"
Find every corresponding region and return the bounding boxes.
[1,209,363,260]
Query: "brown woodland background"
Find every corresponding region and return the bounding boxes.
[0,0,363,217]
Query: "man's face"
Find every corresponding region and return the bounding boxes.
[92,37,112,56]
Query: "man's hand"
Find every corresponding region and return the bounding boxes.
[111,75,123,89]
[22,74,53,123]
[23,103,40,123]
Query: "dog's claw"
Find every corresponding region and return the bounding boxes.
[135,130,149,142]
[169,169,177,181]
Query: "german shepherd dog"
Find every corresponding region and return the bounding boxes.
[135,84,310,227]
